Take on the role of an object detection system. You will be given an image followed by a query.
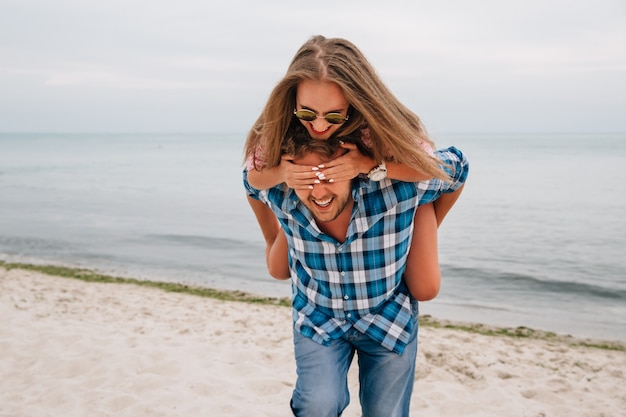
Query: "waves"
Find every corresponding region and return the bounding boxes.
[4,233,623,303]
[3,231,624,303]
[135,235,626,304]
[145,233,262,251]
[442,266,626,302]
[2,132,625,342]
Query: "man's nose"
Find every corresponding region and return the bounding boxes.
[310,182,329,198]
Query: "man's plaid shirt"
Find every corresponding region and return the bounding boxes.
[244,147,469,354]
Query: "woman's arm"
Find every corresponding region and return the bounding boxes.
[316,142,433,183]
[247,156,325,191]
[246,165,285,190]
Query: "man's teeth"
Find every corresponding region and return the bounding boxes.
[314,198,332,207]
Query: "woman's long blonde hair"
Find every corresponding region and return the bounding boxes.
[244,35,448,180]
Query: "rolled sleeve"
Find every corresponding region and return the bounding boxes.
[439,146,469,192]
[417,146,469,205]
[242,169,261,200]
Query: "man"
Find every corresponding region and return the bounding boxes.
[244,137,469,417]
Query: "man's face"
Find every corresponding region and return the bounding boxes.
[293,150,353,223]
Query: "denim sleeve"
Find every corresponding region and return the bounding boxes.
[417,146,469,205]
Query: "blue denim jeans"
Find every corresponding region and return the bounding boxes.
[290,303,419,417]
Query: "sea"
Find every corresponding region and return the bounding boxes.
[1,132,625,342]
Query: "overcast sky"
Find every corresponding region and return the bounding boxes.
[1,0,625,134]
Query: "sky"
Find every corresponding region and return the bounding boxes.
[1,0,625,134]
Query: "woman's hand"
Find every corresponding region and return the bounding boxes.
[313,142,374,183]
[280,155,324,190]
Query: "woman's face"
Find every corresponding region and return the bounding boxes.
[295,79,349,140]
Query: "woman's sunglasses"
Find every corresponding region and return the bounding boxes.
[293,109,349,125]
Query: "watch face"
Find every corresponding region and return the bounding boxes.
[368,168,387,181]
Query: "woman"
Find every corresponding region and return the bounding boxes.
[244,35,465,300]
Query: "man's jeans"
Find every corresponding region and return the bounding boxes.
[289,305,419,417]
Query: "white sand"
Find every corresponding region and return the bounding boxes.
[2,267,625,417]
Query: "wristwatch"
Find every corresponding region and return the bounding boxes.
[367,162,387,181]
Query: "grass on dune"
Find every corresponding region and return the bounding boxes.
[0,260,291,307]
[2,260,624,352]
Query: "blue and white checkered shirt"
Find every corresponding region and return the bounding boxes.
[244,147,469,354]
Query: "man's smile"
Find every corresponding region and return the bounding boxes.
[312,197,333,208]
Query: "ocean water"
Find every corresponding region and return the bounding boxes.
[1,132,625,342]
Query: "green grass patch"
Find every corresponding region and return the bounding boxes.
[0,260,291,307]
[418,314,626,351]
[2,260,624,351]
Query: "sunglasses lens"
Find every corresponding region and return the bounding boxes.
[325,113,347,124]
[294,109,348,124]
[294,110,317,121]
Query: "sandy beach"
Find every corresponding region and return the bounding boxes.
[2,266,625,417]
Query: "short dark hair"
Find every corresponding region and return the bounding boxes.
[281,124,370,161]
[281,131,340,162]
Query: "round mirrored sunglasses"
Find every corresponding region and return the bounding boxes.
[293,109,349,125]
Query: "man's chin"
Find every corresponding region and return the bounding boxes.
[312,210,337,223]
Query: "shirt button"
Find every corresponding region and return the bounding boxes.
[344,295,349,300]
[341,271,345,276]
[347,313,352,318]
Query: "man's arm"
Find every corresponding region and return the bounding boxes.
[267,227,290,279]
[404,202,440,301]
[433,184,465,227]
[246,196,290,280]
